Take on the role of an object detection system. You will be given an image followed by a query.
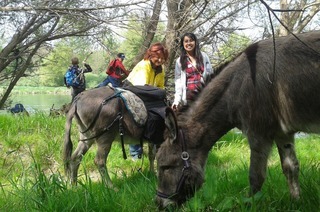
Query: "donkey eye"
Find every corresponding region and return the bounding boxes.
[161,165,172,171]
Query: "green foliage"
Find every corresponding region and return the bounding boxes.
[0,115,319,211]
[85,73,104,88]
[119,15,166,67]
[38,40,76,86]
[37,37,108,87]
[34,35,118,88]
[216,33,251,62]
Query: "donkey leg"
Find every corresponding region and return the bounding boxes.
[248,135,273,195]
[148,143,156,172]
[275,134,300,199]
[94,138,114,188]
[70,139,94,185]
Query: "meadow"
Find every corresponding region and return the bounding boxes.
[0,113,319,211]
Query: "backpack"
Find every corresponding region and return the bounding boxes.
[143,108,166,145]
[106,59,117,75]
[64,67,82,87]
[10,103,26,113]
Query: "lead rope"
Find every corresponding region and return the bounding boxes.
[118,97,127,159]
[137,137,145,173]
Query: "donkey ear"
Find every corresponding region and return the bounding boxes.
[165,107,178,144]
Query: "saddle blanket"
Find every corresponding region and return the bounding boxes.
[115,88,148,126]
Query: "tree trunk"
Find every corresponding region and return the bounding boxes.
[278,0,290,36]
[164,0,192,100]
[129,0,164,69]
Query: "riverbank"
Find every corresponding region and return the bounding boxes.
[1,86,72,114]
[0,86,70,95]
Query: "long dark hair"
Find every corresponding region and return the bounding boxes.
[179,32,203,71]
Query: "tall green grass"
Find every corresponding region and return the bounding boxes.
[0,114,319,211]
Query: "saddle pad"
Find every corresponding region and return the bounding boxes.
[123,85,167,109]
[115,88,147,126]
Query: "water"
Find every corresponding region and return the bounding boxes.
[7,93,71,114]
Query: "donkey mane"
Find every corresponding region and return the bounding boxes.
[181,52,240,111]
[187,42,259,106]
[178,49,245,128]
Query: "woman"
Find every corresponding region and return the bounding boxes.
[125,42,168,88]
[125,42,169,160]
[172,32,213,111]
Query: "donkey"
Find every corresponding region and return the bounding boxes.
[155,30,320,208]
[63,86,162,188]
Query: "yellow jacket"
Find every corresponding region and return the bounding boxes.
[126,59,165,89]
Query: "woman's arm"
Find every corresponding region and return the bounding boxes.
[172,58,183,109]
[201,52,213,81]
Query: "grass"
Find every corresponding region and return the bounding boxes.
[0,114,319,211]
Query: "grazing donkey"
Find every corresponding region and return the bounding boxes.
[63,86,164,188]
[155,30,320,208]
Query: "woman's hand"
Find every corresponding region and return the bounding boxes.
[171,103,178,112]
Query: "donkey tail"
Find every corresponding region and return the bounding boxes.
[63,101,76,177]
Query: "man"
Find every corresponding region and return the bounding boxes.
[97,53,130,87]
[64,57,92,101]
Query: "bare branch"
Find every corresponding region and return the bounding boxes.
[0,1,149,12]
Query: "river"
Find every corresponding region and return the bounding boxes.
[4,93,71,114]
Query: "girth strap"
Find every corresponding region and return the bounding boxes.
[80,91,120,134]
[77,88,142,160]
[79,113,121,142]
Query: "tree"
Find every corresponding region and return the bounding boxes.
[120,15,166,69]
[125,0,164,69]
[39,39,83,87]
[278,0,320,36]
[163,0,256,96]
[216,33,251,62]
[1,0,320,109]
[0,0,149,108]
[244,0,320,38]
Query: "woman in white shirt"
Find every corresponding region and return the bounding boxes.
[172,32,213,111]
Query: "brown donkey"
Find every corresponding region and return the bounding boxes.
[156,30,320,208]
[63,86,158,188]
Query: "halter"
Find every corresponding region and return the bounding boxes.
[156,128,191,200]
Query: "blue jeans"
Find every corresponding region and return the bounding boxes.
[97,76,122,87]
[129,144,142,158]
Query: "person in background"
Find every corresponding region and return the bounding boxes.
[171,32,213,111]
[124,42,169,160]
[65,57,92,101]
[97,53,130,88]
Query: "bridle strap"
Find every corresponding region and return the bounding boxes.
[156,128,191,200]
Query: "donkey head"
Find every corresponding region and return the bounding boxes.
[155,108,205,209]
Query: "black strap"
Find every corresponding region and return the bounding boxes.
[79,113,121,142]
[80,91,119,134]
[118,97,127,159]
